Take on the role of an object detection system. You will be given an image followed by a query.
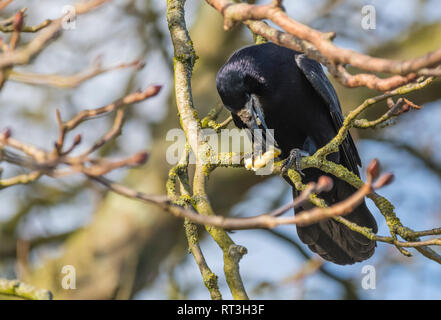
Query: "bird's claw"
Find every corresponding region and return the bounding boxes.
[281,148,310,176]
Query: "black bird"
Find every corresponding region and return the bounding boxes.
[216,42,377,265]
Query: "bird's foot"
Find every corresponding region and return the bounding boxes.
[244,147,281,171]
[281,148,310,176]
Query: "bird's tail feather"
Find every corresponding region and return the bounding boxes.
[293,176,377,265]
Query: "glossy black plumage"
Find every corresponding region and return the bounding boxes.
[216,42,377,265]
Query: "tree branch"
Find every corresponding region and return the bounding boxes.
[0,278,52,300]
[205,0,441,91]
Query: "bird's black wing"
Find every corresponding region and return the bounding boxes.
[295,54,361,174]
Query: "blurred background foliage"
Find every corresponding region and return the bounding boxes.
[0,0,440,299]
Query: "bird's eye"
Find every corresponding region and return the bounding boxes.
[224,104,235,112]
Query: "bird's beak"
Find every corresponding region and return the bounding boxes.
[237,94,267,131]
[236,94,278,149]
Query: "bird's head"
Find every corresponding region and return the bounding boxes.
[216,61,270,134]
